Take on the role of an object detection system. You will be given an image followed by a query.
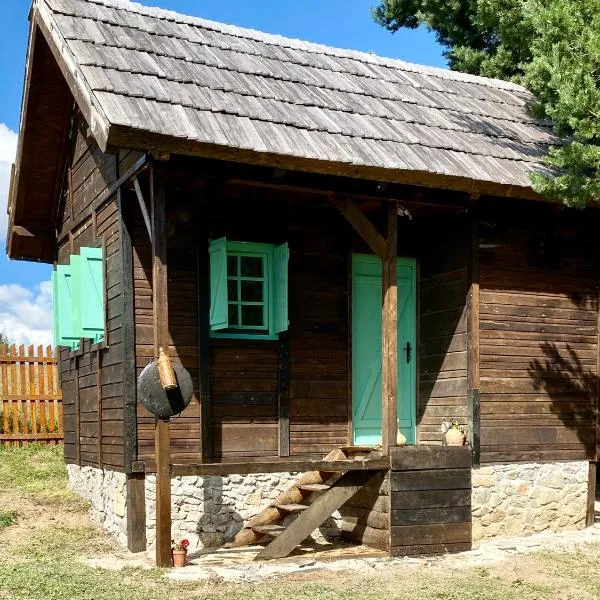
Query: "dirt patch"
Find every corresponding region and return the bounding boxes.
[0,490,89,551]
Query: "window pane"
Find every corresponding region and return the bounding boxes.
[227,279,238,301]
[228,303,239,326]
[227,255,238,277]
[241,280,263,303]
[241,305,264,327]
[241,256,263,278]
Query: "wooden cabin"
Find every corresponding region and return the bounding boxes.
[7,0,598,559]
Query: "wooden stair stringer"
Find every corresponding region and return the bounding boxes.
[255,469,381,560]
[229,448,347,548]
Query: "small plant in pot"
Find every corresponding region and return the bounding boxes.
[441,419,466,446]
[171,538,190,568]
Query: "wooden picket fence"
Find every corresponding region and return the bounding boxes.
[0,344,63,446]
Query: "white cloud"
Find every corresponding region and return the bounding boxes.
[0,123,18,241]
[0,123,53,348]
[0,280,53,347]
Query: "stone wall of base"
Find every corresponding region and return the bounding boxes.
[67,460,592,552]
[144,472,341,551]
[472,460,589,541]
[66,464,128,547]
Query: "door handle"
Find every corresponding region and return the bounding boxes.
[404,341,412,364]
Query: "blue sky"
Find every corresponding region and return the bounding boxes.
[0,0,444,345]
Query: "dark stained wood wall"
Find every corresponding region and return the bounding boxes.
[133,185,352,462]
[479,201,599,463]
[58,110,128,471]
[417,214,469,445]
[133,174,202,463]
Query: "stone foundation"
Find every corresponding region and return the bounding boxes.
[472,461,589,541]
[67,464,128,547]
[67,459,592,552]
[144,472,341,550]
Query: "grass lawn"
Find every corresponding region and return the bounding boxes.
[0,445,599,600]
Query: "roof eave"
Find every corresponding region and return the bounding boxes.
[107,123,543,202]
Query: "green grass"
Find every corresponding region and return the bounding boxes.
[0,444,73,501]
[0,509,17,529]
[0,445,596,600]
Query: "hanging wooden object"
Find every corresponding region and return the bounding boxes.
[157,346,177,390]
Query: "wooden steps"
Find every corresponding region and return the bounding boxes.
[252,524,285,537]
[298,483,331,492]
[230,446,386,557]
[257,470,381,560]
[274,503,308,514]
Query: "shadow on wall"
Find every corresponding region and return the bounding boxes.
[527,342,597,455]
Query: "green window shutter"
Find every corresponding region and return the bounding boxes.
[70,254,83,341]
[53,264,80,349]
[209,237,228,331]
[51,271,60,348]
[79,247,105,343]
[273,242,289,334]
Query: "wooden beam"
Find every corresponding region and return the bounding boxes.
[467,215,481,465]
[381,201,398,455]
[278,332,290,457]
[151,168,172,568]
[197,224,212,462]
[119,187,139,474]
[587,462,597,527]
[331,194,387,259]
[131,457,390,476]
[133,177,152,242]
[56,153,150,246]
[126,473,147,553]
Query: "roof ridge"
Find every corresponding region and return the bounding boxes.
[51,0,531,96]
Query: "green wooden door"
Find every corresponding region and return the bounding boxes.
[352,254,416,445]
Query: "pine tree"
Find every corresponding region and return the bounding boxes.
[373,0,600,207]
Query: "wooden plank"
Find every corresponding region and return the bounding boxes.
[390,488,471,511]
[257,470,380,559]
[197,225,212,462]
[468,217,480,465]
[390,542,471,556]
[119,187,138,472]
[390,446,472,471]
[391,506,471,526]
[133,457,390,476]
[390,469,471,492]
[381,201,398,455]
[587,462,596,527]
[330,194,386,259]
[151,168,172,568]
[390,522,472,546]
[126,473,147,553]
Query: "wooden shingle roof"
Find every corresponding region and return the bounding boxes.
[36,0,557,192]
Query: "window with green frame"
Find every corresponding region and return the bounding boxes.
[52,246,105,350]
[210,238,289,339]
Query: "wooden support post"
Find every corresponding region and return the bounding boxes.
[127,473,147,552]
[278,332,290,457]
[587,462,597,527]
[467,215,481,465]
[151,168,172,568]
[381,202,398,455]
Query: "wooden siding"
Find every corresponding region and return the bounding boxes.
[133,187,351,462]
[58,110,125,470]
[417,215,469,445]
[479,202,599,463]
[389,446,472,556]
